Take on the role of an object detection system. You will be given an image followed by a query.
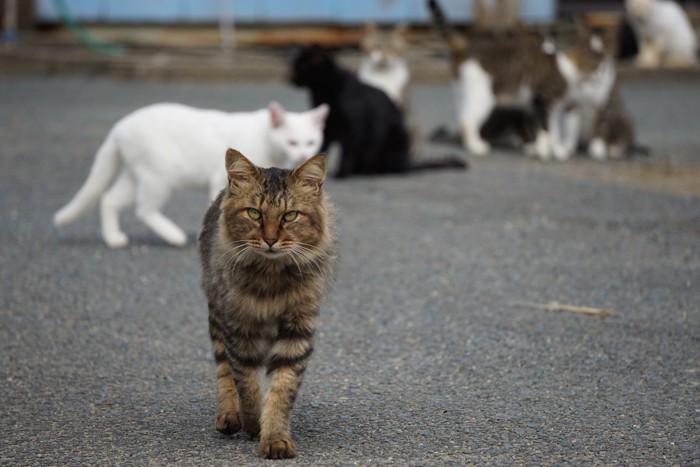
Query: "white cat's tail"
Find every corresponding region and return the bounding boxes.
[54,133,121,227]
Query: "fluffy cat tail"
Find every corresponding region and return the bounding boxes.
[53,133,121,227]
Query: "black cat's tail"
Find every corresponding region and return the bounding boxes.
[410,155,469,172]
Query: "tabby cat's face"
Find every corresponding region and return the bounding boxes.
[220,150,328,261]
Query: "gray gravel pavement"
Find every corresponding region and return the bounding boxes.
[1,76,699,465]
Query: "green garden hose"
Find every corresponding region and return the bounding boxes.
[52,0,126,56]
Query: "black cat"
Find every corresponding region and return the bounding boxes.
[290,44,466,177]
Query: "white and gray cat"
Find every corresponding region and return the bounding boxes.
[626,0,698,69]
[357,22,425,155]
[428,0,636,161]
[53,101,329,248]
[551,30,636,160]
[358,22,411,110]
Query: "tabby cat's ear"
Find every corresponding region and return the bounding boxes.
[226,149,259,186]
[292,154,326,194]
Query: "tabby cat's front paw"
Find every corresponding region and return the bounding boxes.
[216,410,241,436]
[260,435,296,459]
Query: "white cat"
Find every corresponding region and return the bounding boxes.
[626,0,698,68]
[53,101,329,248]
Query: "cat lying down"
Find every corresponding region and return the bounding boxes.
[54,101,328,248]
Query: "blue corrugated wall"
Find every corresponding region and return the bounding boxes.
[35,0,556,24]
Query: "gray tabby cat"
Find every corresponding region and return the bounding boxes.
[199,149,337,459]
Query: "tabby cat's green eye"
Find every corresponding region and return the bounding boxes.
[283,211,298,222]
[247,208,261,220]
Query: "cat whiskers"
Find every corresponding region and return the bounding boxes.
[221,240,254,273]
[285,246,305,277]
[289,242,326,276]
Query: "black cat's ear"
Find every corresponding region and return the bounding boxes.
[292,154,326,194]
[226,149,259,187]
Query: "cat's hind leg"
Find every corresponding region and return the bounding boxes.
[134,180,187,246]
[100,171,135,248]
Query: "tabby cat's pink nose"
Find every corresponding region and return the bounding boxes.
[264,237,278,247]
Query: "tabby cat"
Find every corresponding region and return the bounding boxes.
[198,149,337,459]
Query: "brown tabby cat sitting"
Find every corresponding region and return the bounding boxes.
[198,149,337,459]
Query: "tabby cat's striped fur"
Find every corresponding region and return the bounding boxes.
[198,149,336,459]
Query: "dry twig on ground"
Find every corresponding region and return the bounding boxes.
[510,301,615,317]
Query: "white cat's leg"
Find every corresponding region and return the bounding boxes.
[100,171,136,248]
[548,101,576,161]
[553,108,580,161]
[636,39,661,68]
[588,138,607,160]
[533,130,552,160]
[134,182,187,247]
[458,61,495,156]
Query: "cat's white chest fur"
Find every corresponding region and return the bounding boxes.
[358,57,410,105]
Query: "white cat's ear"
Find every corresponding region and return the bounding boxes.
[311,104,330,127]
[226,148,259,185]
[268,101,286,128]
[292,154,326,193]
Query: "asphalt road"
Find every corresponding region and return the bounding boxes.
[1,76,699,465]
